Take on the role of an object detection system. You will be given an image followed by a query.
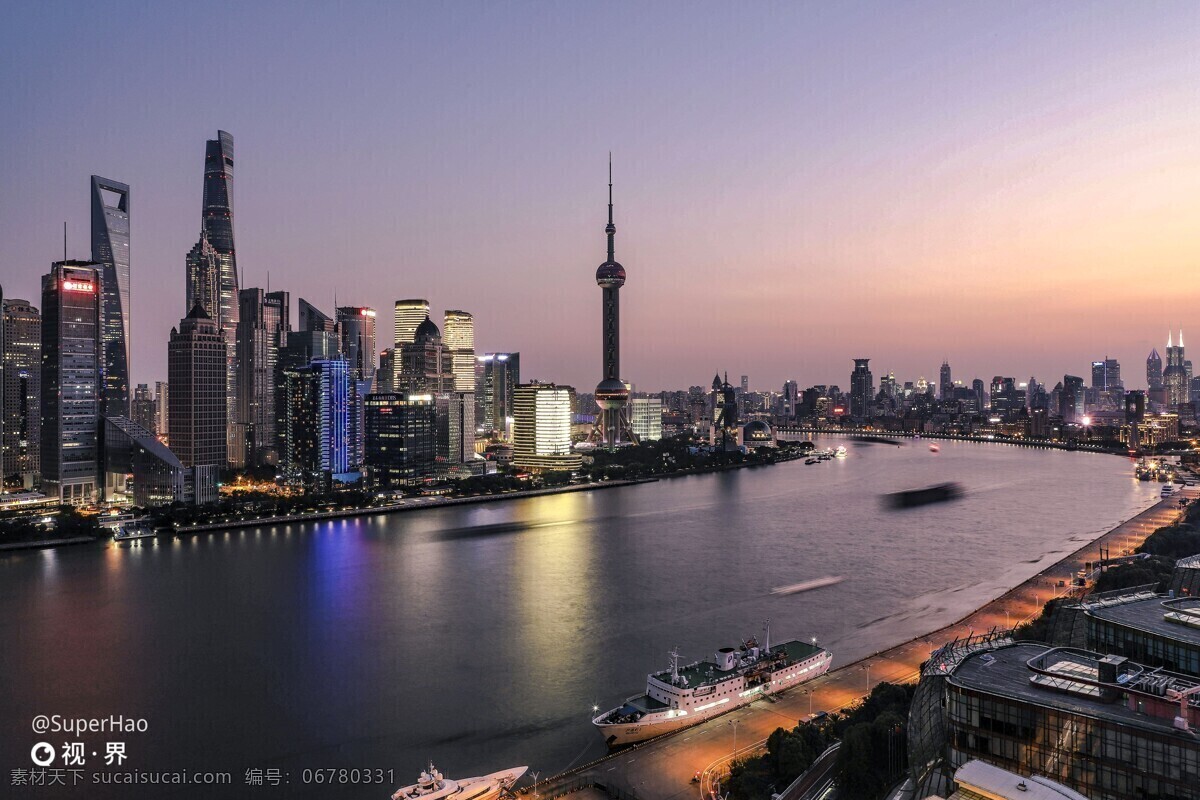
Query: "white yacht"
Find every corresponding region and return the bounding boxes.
[592,622,832,747]
[390,764,526,800]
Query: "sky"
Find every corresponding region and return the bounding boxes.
[2,1,1200,393]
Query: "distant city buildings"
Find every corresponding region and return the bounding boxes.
[337,305,376,382]
[477,352,520,440]
[850,358,873,419]
[393,299,429,347]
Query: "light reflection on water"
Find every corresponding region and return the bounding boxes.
[0,439,1160,798]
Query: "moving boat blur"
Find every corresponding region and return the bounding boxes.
[886,483,962,510]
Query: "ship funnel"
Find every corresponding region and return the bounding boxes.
[716,647,738,671]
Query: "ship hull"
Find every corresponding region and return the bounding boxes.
[594,653,832,747]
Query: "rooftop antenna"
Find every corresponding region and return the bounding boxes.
[764,619,771,655]
[63,221,67,262]
[669,647,681,684]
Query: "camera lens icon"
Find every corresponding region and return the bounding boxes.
[31,742,55,766]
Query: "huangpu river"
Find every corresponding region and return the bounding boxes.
[0,438,1160,798]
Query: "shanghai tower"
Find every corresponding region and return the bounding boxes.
[592,157,636,448]
[91,175,130,417]
[203,130,239,333]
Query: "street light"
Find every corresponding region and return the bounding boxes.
[863,663,872,693]
[730,718,740,764]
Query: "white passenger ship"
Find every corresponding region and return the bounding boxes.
[390,764,526,800]
[592,622,832,747]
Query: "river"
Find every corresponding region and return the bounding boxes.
[0,438,1158,798]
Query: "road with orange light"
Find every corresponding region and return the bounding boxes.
[571,488,1194,800]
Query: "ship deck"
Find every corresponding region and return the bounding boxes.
[652,640,825,690]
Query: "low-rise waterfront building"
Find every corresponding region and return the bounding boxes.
[512,382,581,472]
[909,638,1200,800]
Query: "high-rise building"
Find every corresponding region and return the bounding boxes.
[185,232,221,325]
[740,375,749,393]
[279,358,350,482]
[154,381,169,441]
[101,415,191,507]
[397,315,453,394]
[477,353,520,439]
[168,304,227,487]
[363,393,436,488]
[1092,358,1122,392]
[436,391,476,465]
[1,298,41,487]
[593,160,634,447]
[298,298,336,334]
[337,306,377,381]
[196,131,240,468]
[131,384,156,433]
[972,378,985,410]
[442,310,475,392]
[513,382,581,472]
[90,176,131,417]
[1147,347,1163,390]
[235,288,290,467]
[849,358,873,419]
[939,360,952,399]
[1165,330,1188,406]
[41,262,104,505]
[631,397,663,441]
[394,299,430,346]
[1060,374,1085,423]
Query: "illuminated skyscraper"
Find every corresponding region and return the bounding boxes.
[185,231,221,323]
[631,397,663,441]
[168,304,227,482]
[394,299,430,346]
[363,393,436,488]
[849,359,873,419]
[235,288,290,466]
[397,315,453,394]
[592,158,635,447]
[513,383,581,472]
[1165,330,1188,406]
[337,306,377,381]
[1,297,41,486]
[477,352,520,439]
[41,262,103,505]
[442,310,475,392]
[939,360,952,399]
[90,176,131,417]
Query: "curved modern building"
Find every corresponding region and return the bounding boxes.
[594,158,634,448]
[91,175,130,418]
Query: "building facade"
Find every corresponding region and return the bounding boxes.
[394,299,430,347]
[235,288,290,467]
[337,305,377,381]
[168,305,228,483]
[513,383,581,472]
[442,310,475,392]
[477,352,520,439]
[363,393,436,487]
[631,397,663,441]
[41,262,104,505]
[90,175,131,418]
[1,297,41,486]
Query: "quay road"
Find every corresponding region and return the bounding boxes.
[564,489,1195,800]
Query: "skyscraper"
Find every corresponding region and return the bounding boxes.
[90,176,131,417]
[397,316,453,394]
[200,131,239,466]
[631,397,663,441]
[1092,358,1122,392]
[168,304,228,480]
[477,352,520,439]
[280,359,350,483]
[849,358,873,419]
[1165,330,1188,406]
[235,288,290,466]
[442,310,475,392]
[41,262,104,505]
[131,383,156,433]
[337,306,377,381]
[363,393,436,488]
[185,231,221,323]
[1147,348,1163,390]
[1,297,41,487]
[939,360,952,399]
[513,383,581,472]
[394,299,430,346]
[593,159,634,448]
[154,381,169,441]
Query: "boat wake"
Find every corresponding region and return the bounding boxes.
[769,576,845,596]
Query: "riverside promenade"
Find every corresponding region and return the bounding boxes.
[548,488,1195,800]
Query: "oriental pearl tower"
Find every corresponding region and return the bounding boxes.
[592,156,637,448]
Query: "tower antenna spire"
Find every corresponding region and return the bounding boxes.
[63,221,67,261]
[606,152,615,262]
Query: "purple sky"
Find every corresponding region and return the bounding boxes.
[3,2,1200,392]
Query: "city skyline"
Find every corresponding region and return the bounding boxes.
[4,3,1200,391]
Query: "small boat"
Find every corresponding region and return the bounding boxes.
[929,444,940,453]
[886,483,962,510]
[805,459,817,465]
[113,522,156,542]
[390,764,527,800]
[833,446,847,459]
